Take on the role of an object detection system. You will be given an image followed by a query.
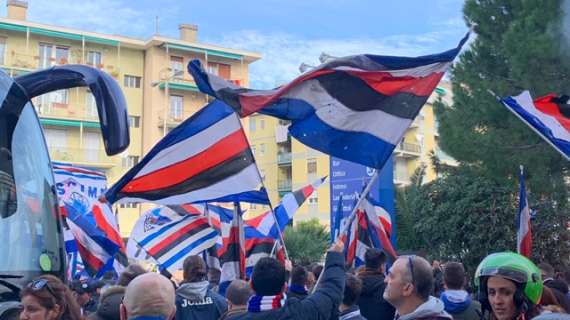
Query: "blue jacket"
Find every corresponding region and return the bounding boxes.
[175,280,227,320]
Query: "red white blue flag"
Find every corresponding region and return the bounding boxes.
[517,166,532,258]
[188,34,468,169]
[501,91,570,160]
[105,100,269,205]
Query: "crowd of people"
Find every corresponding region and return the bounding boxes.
[16,241,570,320]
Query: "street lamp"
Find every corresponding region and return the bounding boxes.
[151,68,184,137]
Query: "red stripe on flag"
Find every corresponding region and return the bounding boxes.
[123,130,248,193]
[533,94,570,132]
[347,71,445,97]
[54,166,106,177]
[238,69,335,115]
[92,204,125,252]
[76,241,105,271]
[301,185,315,198]
[244,211,270,228]
[147,218,209,256]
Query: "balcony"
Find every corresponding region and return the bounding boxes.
[48,146,115,168]
[278,180,292,197]
[435,149,456,164]
[393,170,411,187]
[157,79,200,93]
[157,110,194,128]
[277,152,292,165]
[35,103,100,122]
[394,142,421,158]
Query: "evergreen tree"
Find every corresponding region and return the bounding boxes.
[434,0,570,198]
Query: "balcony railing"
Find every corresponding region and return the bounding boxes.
[394,142,421,158]
[35,103,100,121]
[278,180,292,192]
[157,110,194,127]
[394,170,410,185]
[48,146,114,167]
[277,152,292,165]
[2,52,119,77]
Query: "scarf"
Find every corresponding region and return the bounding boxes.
[288,284,308,295]
[247,293,286,312]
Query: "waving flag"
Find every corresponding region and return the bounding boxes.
[357,197,397,258]
[218,203,246,296]
[127,206,218,274]
[106,100,269,205]
[501,91,570,160]
[517,166,532,258]
[188,34,468,169]
[244,177,327,238]
[53,163,126,277]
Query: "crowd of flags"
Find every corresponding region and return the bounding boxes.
[48,31,560,280]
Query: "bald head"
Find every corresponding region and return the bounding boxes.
[121,273,176,320]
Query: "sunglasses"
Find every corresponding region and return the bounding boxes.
[407,255,416,287]
[28,279,57,299]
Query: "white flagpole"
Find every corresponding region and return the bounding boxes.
[338,171,380,238]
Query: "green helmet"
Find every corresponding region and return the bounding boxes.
[475,252,543,305]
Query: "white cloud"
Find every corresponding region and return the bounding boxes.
[208,29,467,89]
[23,0,150,38]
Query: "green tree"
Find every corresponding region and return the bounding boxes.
[397,164,570,274]
[284,219,329,265]
[434,0,570,198]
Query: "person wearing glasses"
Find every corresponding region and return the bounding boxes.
[383,255,452,320]
[20,275,82,320]
[474,252,543,320]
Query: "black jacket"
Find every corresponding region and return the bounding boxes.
[229,251,345,320]
[356,269,395,320]
[175,280,227,320]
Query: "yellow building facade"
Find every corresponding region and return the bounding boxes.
[0,0,260,235]
[246,82,454,226]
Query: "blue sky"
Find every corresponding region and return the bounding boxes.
[1,0,468,88]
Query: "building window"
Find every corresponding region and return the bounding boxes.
[0,37,6,65]
[170,56,184,79]
[44,128,67,148]
[207,62,231,79]
[308,193,318,204]
[122,155,139,169]
[124,75,141,88]
[85,93,97,117]
[169,95,183,120]
[251,145,256,155]
[87,51,102,67]
[119,203,138,209]
[260,118,265,130]
[307,159,317,175]
[50,89,69,105]
[249,118,256,132]
[38,43,53,69]
[129,116,140,128]
[55,46,69,65]
[259,143,265,156]
[250,203,257,209]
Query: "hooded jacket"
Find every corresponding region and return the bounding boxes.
[175,280,227,320]
[396,296,453,320]
[356,269,395,320]
[440,290,481,320]
[228,251,345,320]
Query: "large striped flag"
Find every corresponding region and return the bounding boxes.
[53,163,126,277]
[517,166,532,258]
[105,100,269,205]
[188,34,468,169]
[127,206,218,274]
[501,91,570,160]
[218,203,246,296]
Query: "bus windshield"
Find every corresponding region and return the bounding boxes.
[0,103,63,274]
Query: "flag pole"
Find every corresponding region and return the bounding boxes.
[488,90,570,161]
[267,202,290,261]
[338,170,380,238]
